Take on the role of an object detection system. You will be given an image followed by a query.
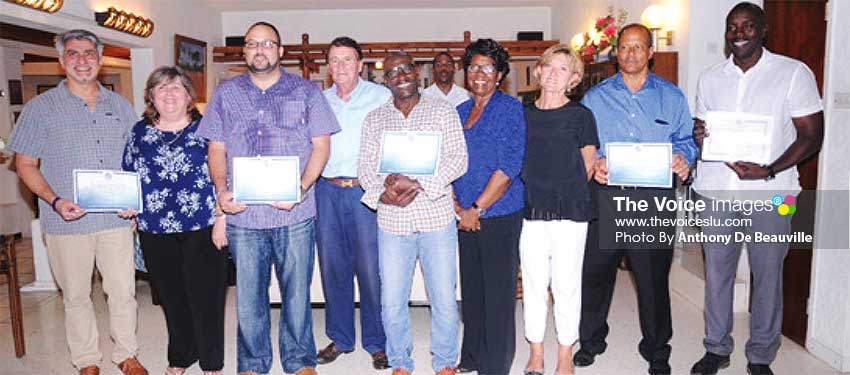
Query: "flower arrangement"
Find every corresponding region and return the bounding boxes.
[579,6,629,58]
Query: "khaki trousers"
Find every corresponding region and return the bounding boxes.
[45,226,138,369]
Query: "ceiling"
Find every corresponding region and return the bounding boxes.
[197,0,557,12]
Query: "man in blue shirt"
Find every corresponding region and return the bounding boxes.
[574,23,697,375]
[315,36,391,370]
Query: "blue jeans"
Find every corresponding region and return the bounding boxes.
[378,221,459,372]
[227,219,317,374]
[316,179,385,353]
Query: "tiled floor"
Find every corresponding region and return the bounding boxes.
[0,238,840,374]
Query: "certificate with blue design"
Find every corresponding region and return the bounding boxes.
[73,170,143,212]
[378,131,442,176]
[233,156,300,204]
[606,142,673,188]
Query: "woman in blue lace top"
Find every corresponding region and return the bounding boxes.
[122,66,228,375]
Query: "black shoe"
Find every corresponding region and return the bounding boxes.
[523,369,543,375]
[316,343,352,365]
[454,364,475,373]
[648,360,671,375]
[690,352,731,375]
[572,349,598,367]
[747,363,774,375]
[371,351,389,370]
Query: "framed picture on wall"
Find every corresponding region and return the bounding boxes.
[8,79,23,105]
[174,34,207,102]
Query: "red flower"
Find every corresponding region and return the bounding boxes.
[596,18,606,28]
[586,45,596,55]
[604,25,617,36]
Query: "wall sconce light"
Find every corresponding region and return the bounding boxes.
[94,6,154,38]
[3,0,64,13]
[570,33,586,52]
[374,61,384,70]
[641,4,673,47]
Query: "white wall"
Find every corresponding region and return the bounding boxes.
[222,7,551,44]
[0,0,223,112]
[807,0,850,371]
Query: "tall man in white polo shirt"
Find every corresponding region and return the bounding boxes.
[422,52,470,107]
[688,3,824,375]
[315,36,391,370]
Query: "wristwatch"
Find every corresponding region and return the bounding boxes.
[472,202,486,216]
[763,164,776,181]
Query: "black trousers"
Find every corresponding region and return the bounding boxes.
[457,211,523,375]
[578,185,674,363]
[139,226,230,371]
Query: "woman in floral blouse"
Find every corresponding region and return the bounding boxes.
[122,66,228,375]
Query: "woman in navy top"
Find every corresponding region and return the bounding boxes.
[122,66,228,375]
[519,44,598,375]
[452,39,526,375]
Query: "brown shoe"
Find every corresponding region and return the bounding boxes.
[316,343,352,365]
[294,367,317,375]
[117,357,148,375]
[436,367,457,375]
[79,365,100,375]
[237,372,258,375]
[391,369,411,375]
[371,351,389,370]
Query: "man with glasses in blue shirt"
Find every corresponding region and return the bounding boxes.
[198,22,340,375]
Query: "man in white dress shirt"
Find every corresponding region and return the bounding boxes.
[422,52,470,107]
[688,3,824,375]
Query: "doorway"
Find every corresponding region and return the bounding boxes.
[762,0,827,347]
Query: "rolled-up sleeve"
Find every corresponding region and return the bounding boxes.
[196,89,225,142]
[306,85,341,137]
[7,102,47,159]
[357,111,385,209]
[495,100,526,179]
[419,105,468,200]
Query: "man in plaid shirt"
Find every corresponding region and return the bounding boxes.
[357,52,468,375]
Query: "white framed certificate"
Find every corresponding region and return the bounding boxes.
[73,169,142,212]
[233,156,301,204]
[702,111,773,164]
[606,142,673,188]
[378,131,442,176]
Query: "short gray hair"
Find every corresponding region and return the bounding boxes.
[55,29,104,56]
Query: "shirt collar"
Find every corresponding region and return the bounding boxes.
[722,47,773,76]
[237,67,289,92]
[329,77,367,102]
[58,79,110,104]
[612,72,659,92]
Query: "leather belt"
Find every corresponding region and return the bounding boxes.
[324,177,360,188]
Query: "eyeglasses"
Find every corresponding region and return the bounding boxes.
[467,64,496,75]
[245,39,279,50]
[385,64,416,79]
[65,49,99,61]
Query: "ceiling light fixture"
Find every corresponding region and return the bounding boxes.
[4,0,63,13]
[94,6,154,38]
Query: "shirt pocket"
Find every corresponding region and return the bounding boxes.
[264,99,310,156]
[653,118,671,127]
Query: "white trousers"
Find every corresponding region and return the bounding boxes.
[519,219,588,345]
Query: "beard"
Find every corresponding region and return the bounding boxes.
[247,56,279,74]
